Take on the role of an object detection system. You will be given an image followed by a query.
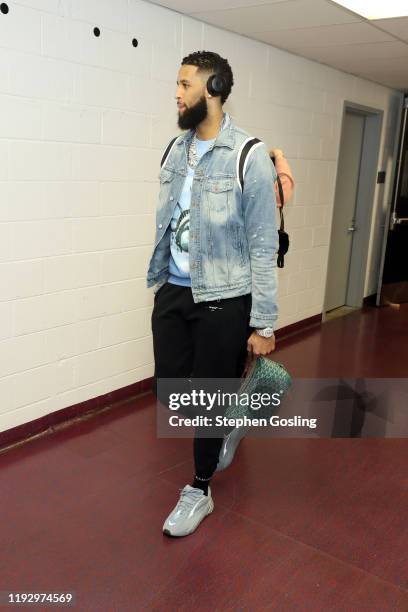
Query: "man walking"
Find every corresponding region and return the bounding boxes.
[146,51,278,537]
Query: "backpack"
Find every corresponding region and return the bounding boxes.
[160,136,289,268]
[239,138,289,269]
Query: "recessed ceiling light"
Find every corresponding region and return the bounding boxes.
[332,0,408,19]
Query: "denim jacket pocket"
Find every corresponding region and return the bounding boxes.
[159,167,174,182]
[158,167,175,209]
[204,177,234,213]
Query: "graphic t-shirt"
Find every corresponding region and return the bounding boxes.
[168,136,215,286]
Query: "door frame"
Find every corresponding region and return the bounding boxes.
[376,96,406,305]
[322,101,383,320]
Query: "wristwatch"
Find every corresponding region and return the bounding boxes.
[255,327,274,338]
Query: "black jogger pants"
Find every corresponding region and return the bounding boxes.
[151,281,252,480]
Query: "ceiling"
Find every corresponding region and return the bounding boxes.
[148,0,408,92]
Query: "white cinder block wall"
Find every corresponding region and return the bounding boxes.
[0,0,402,433]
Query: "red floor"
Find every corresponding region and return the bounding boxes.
[1,304,408,611]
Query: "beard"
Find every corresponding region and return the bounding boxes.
[177,95,208,130]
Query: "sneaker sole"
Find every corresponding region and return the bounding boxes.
[163,498,214,537]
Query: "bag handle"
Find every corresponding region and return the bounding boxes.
[276,174,285,232]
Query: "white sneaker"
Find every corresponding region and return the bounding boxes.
[163,485,214,537]
[215,425,251,472]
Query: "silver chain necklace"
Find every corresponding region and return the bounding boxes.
[188,134,199,168]
[187,114,227,169]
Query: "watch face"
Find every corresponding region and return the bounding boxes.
[257,328,273,337]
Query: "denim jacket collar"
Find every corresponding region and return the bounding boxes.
[176,111,235,150]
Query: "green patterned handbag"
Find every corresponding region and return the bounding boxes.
[224,356,292,422]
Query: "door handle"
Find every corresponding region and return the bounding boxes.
[347,225,356,232]
[390,212,408,228]
[389,103,408,231]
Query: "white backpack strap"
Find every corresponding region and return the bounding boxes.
[236,137,263,192]
[160,136,180,169]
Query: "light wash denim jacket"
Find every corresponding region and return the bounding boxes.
[146,113,279,328]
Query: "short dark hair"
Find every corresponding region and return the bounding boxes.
[181,50,234,105]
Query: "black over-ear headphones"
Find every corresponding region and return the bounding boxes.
[206,73,227,97]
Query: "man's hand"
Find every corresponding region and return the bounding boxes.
[247,331,276,356]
